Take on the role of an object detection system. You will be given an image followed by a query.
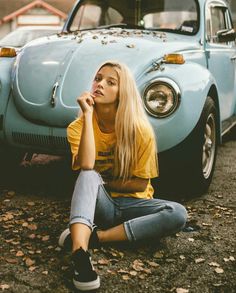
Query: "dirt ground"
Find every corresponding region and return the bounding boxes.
[0,132,235,293]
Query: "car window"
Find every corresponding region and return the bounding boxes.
[70,4,123,30]
[206,5,233,44]
[142,0,198,34]
[68,0,199,35]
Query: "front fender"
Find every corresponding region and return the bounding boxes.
[0,57,16,141]
[140,62,215,152]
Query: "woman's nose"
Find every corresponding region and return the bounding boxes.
[97,80,104,88]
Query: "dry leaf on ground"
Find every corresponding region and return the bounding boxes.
[27,224,38,231]
[0,284,10,290]
[223,256,235,262]
[215,268,224,274]
[153,251,164,259]
[176,288,189,293]
[208,262,220,267]
[195,258,205,264]
[132,259,144,271]
[122,275,130,280]
[188,238,194,242]
[98,259,109,265]
[146,260,159,267]
[25,258,35,267]
[117,269,129,274]
[16,251,24,257]
[41,235,50,241]
[129,270,138,276]
[6,258,18,264]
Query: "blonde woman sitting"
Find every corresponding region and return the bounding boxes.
[59,60,187,291]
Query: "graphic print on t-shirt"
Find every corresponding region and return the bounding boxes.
[95,148,114,179]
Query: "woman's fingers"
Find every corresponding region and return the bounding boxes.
[77,92,95,113]
[86,95,95,106]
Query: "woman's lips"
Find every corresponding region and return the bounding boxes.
[93,90,104,96]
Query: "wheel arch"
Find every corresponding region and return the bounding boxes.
[207,84,221,145]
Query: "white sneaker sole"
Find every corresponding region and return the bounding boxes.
[73,276,100,291]
[58,228,70,247]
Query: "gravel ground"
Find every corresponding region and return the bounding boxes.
[0,132,235,293]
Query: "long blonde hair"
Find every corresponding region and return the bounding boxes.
[97,61,157,181]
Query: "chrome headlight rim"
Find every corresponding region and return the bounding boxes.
[143,78,181,118]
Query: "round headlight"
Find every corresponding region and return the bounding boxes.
[143,78,181,118]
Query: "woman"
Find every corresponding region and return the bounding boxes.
[59,61,187,291]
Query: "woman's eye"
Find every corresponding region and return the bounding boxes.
[108,80,115,86]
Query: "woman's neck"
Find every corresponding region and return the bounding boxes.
[94,105,116,133]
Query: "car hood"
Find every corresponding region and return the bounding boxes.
[12,29,197,127]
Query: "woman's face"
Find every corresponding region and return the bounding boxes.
[92,66,119,105]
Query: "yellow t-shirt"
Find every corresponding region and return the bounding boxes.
[67,114,158,199]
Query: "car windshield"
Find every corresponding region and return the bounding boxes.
[0,29,59,48]
[69,0,199,35]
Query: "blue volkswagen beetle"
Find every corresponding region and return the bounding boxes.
[0,0,235,194]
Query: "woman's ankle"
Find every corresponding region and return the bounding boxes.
[72,242,88,252]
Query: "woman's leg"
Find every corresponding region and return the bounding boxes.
[70,170,119,250]
[70,170,104,251]
[70,172,187,245]
[97,224,127,242]
[69,170,119,291]
[97,198,187,243]
[125,201,187,242]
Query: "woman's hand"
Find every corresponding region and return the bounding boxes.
[77,92,95,114]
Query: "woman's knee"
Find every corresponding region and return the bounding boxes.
[76,169,103,184]
[172,202,188,229]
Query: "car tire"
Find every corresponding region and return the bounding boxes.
[154,96,218,198]
[185,96,218,194]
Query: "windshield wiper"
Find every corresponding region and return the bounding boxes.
[98,23,144,29]
[146,27,181,33]
[78,23,144,31]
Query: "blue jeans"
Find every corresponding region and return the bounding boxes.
[70,170,187,242]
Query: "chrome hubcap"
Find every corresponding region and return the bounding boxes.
[202,113,216,179]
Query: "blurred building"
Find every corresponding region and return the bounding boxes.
[0,0,75,38]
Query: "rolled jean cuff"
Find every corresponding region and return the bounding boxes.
[70,216,93,230]
[124,220,136,242]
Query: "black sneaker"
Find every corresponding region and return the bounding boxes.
[58,228,72,249]
[72,248,100,291]
[58,227,100,250]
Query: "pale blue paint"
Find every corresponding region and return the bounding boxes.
[0,0,235,155]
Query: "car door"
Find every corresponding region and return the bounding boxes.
[205,2,236,121]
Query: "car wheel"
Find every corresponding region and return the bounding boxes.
[154,96,218,198]
[187,96,218,194]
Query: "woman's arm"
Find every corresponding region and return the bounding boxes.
[75,92,96,170]
[105,177,149,193]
